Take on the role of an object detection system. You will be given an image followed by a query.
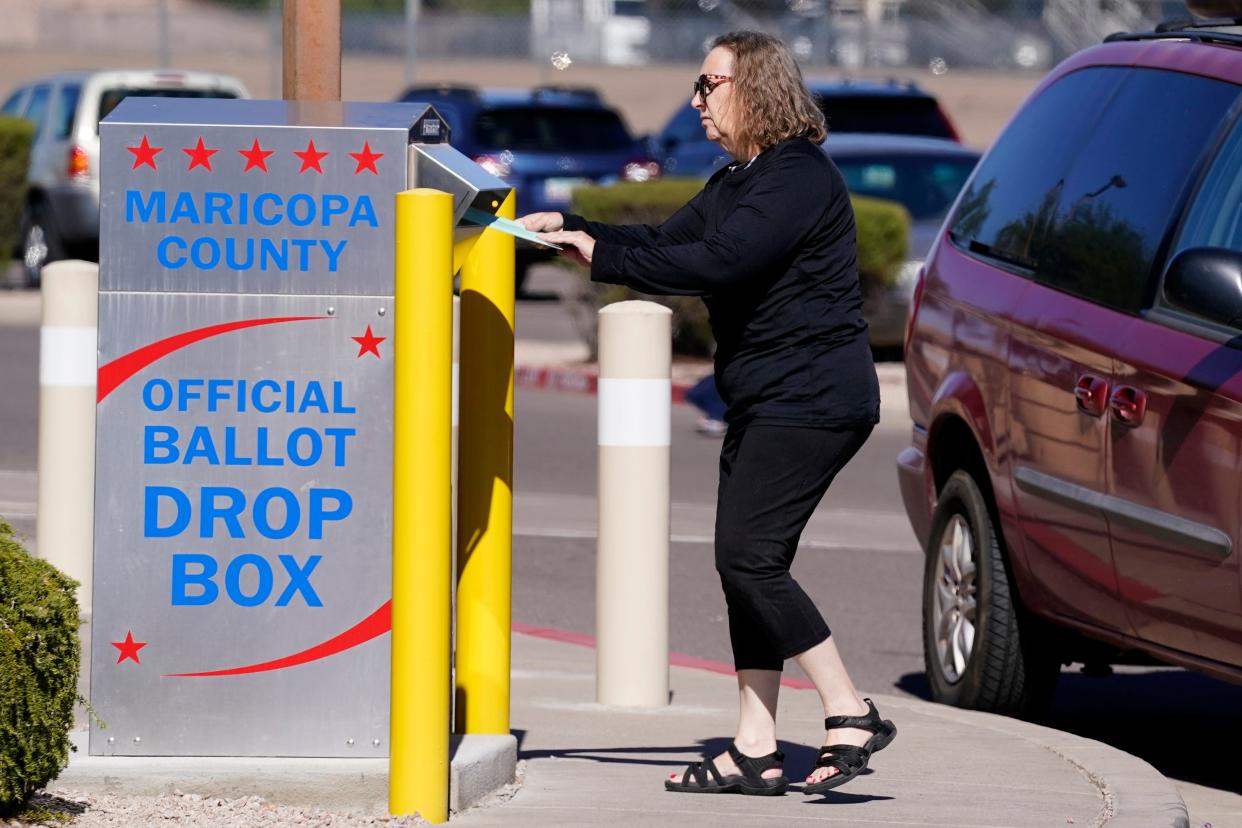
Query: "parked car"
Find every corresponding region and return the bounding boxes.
[899,10,1242,717]
[397,84,661,290]
[2,70,249,287]
[649,78,961,177]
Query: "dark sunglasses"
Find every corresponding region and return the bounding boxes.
[693,73,733,99]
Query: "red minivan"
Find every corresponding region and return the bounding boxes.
[900,10,1242,716]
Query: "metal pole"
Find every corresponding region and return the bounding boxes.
[455,191,516,735]
[596,300,671,707]
[405,0,421,87]
[157,0,170,68]
[282,0,341,101]
[36,260,98,616]
[389,188,454,824]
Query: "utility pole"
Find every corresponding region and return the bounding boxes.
[282,0,341,101]
[405,0,421,87]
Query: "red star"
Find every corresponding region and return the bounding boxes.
[238,138,274,173]
[294,139,329,174]
[127,135,162,170]
[112,630,147,665]
[183,137,218,172]
[349,141,384,175]
[352,325,386,359]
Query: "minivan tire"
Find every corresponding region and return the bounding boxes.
[20,202,62,289]
[922,469,1058,718]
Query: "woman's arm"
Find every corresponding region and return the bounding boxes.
[560,188,708,248]
[588,151,835,296]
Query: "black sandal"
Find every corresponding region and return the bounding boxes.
[803,698,897,795]
[665,742,790,796]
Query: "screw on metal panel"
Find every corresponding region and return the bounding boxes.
[346,738,355,746]
[372,739,381,747]
[377,307,386,317]
[106,737,115,744]
[327,307,336,316]
[133,736,141,744]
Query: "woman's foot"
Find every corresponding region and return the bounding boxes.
[665,740,789,795]
[667,738,784,785]
[805,698,872,787]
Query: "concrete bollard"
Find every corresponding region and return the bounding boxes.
[36,260,98,616]
[596,300,671,707]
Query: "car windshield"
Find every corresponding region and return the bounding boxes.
[473,107,633,152]
[835,153,978,220]
[97,87,238,130]
[818,96,955,140]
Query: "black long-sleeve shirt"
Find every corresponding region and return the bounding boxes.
[563,137,880,428]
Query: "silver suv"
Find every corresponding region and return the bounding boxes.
[2,70,249,287]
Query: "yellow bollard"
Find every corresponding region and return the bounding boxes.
[455,190,516,735]
[390,188,454,823]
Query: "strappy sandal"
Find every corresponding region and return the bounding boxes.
[803,697,897,795]
[665,742,790,796]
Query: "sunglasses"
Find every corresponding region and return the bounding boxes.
[693,73,733,99]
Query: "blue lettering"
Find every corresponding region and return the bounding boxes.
[170,191,201,224]
[252,380,280,413]
[191,237,220,269]
[183,425,221,465]
[291,238,316,271]
[171,553,218,606]
[223,427,252,465]
[321,239,346,272]
[126,189,165,223]
[207,379,231,412]
[143,378,173,411]
[256,427,284,466]
[308,488,352,540]
[225,554,273,607]
[332,381,355,414]
[253,193,281,226]
[254,487,299,540]
[224,236,255,271]
[144,486,190,538]
[178,378,204,411]
[157,235,187,269]
[200,486,245,538]
[322,194,348,226]
[203,192,233,225]
[350,194,378,228]
[260,238,288,271]
[288,427,322,466]
[144,425,179,464]
[276,555,323,607]
[298,381,328,414]
[324,427,355,466]
[287,193,314,227]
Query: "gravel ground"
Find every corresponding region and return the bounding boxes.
[9,791,428,827]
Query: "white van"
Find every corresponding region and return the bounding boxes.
[1,70,249,286]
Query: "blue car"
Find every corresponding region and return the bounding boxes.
[397,84,661,289]
[650,78,960,176]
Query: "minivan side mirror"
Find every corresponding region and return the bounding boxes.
[1164,246,1242,328]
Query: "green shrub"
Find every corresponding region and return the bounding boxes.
[0,117,35,265]
[565,177,911,358]
[0,522,80,818]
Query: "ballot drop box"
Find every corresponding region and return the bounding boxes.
[89,98,505,757]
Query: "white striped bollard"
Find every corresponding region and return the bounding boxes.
[36,260,99,616]
[596,300,671,707]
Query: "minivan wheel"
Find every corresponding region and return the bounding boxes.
[922,469,1058,718]
[20,204,61,289]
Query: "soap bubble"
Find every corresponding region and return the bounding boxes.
[697,0,720,10]
[792,36,813,59]
[551,51,572,71]
[929,57,948,75]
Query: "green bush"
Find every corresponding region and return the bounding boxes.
[0,117,35,265]
[0,522,80,818]
[565,177,910,358]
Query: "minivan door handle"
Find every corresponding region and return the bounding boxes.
[1074,374,1109,417]
[1110,385,1147,427]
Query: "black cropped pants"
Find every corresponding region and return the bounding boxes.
[715,422,872,671]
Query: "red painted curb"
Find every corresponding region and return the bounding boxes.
[514,363,696,405]
[511,621,816,691]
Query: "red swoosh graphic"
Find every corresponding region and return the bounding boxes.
[165,600,391,677]
[97,316,329,403]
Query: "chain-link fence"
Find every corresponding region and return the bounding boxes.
[9,0,1198,72]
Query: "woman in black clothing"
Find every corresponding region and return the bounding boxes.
[518,30,896,796]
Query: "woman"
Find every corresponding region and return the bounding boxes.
[518,30,895,797]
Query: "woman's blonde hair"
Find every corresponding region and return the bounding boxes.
[710,31,827,154]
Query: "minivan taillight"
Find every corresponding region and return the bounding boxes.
[938,105,961,143]
[67,146,89,181]
[903,264,927,359]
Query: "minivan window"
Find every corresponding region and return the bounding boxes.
[23,84,51,134]
[53,84,81,139]
[817,95,954,140]
[473,107,632,152]
[1171,114,1242,256]
[950,67,1238,312]
[97,87,238,130]
[836,153,978,220]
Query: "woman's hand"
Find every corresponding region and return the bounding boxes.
[515,212,565,233]
[538,230,596,268]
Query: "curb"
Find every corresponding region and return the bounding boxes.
[58,730,517,818]
[511,623,1188,828]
